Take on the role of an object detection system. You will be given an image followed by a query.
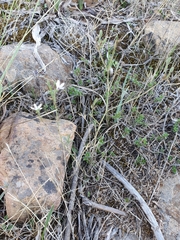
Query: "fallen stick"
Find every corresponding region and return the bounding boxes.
[102,161,164,240]
[81,195,127,216]
[64,124,94,240]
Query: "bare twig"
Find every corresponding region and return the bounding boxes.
[102,161,165,240]
[121,54,159,67]
[78,212,83,240]
[81,195,127,216]
[64,124,94,240]
[32,24,46,72]
[82,208,90,240]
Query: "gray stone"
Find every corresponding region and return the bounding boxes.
[158,174,180,239]
[0,43,72,96]
[144,21,180,53]
[0,112,76,222]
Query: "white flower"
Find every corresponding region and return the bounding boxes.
[56,80,65,90]
[30,103,42,111]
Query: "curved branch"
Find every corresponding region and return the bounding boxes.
[102,161,164,240]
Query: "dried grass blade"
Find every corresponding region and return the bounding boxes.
[81,195,127,216]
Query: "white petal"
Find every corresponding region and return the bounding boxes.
[37,103,42,110]
[30,103,42,111]
[56,80,65,90]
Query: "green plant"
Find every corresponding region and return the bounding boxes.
[173,120,180,133]
[124,197,130,203]
[134,137,148,147]
[132,106,138,114]
[135,113,145,126]
[154,94,164,103]
[112,111,123,121]
[107,151,116,161]
[96,136,105,154]
[41,206,54,240]
[176,158,180,164]
[71,146,78,156]
[0,82,3,99]
[54,0,61,11]
[47,81,56,106]
[74,67,81,76]
[78,0,84,10]
[97,136,104,149]
[1,222,14,231]
[68,86,82,97]
[83,151,91,163]
[157,132,169,141]
[147,80,156,88]
[49,105,56,111]
[131,74,142,87]
[171,166,177,174]
[168,156,173,162]
[135,156,146,166]
[120,0,129,8]
[123,127,131,136]
[0,191,5,201]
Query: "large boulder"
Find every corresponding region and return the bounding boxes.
[0,43,72,96]
[0,112,76,222]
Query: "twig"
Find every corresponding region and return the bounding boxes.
[32,24,46,72]
[81,195,127,216]
[77,212,83,240]
[121,54,159,67]
[102,161,165,240]
[82,208,90,240]
[64,124,94,240]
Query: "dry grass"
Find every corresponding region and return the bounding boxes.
[0,0,180,239]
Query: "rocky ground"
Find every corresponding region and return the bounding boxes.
[0,0,180,239]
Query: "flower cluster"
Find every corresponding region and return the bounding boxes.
[30,103,42,111]
[30,80,65,111]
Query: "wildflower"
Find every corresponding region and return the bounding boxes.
[30,103,42,111]
[56,80,65,90]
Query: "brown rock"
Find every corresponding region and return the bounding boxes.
[144,21,180,53]
[0,112,76,222]
[0,43,72,96]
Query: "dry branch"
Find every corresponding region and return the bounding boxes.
[64,124,94,240]
[102,161,164,240]
[81,195,127,216]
